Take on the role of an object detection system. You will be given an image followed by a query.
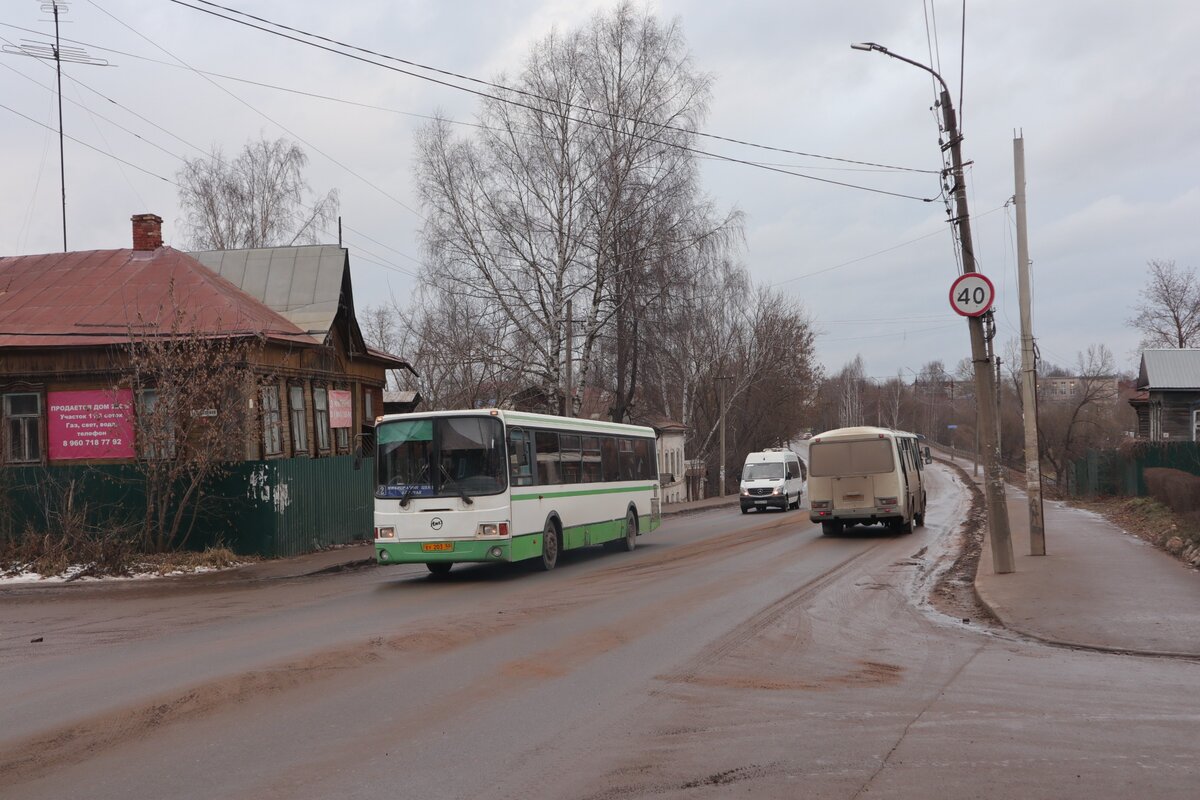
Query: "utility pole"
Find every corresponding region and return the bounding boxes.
[1014,133,1046,555]
[850,42,1014,573]
[563,299,573,417]
[718,376,727,497]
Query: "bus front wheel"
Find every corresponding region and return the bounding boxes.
[426,562,452,576]
[619,508,638,552]
[538,519,560,571]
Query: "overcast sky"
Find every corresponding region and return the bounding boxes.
[2,0,1198,381]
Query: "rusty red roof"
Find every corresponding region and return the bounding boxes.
[0,247,315,348]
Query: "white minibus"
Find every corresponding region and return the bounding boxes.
[739,448,806,513]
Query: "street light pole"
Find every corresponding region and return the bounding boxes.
[852,42,1015,574]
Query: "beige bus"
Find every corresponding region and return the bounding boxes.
[807,426,930,535]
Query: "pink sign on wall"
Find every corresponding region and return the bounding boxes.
[329,389,353,429]
[48,389,136,460]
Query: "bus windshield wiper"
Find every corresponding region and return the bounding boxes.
[399,464,430,508]
[439,464,474,506]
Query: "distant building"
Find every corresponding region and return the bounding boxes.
[1037,374,1119,404]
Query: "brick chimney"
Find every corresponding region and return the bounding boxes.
[131,213,163,251]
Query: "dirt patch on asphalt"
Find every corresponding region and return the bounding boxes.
[929,459,997,625]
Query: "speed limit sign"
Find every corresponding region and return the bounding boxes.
[949,273,995,317]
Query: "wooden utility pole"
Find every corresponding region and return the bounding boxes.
[1014,134,1046,555]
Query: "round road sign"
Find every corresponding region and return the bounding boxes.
[949,273,995,317]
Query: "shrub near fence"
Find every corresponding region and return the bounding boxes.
[1070,441,1200,498]
[1144,468,1200,523]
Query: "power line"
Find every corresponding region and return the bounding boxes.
[163,0,939,202]
[85,0,427,221]
[178,0,939,176]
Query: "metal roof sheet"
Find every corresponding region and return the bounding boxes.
[1138,349,1200,390]
[190,245,346,341]
[0,247,313,348]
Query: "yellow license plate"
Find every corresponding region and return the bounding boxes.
[422,542,454,552]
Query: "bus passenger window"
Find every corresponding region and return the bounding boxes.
[601,436,619,482]
[535,431,561,485]
[508,429,534,486]
[582,436,603,482]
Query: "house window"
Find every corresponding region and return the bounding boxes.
[335,386,350,451]
[138,389,176,459]
[3,393,41,464]
[261,384,283,456]
[364,388,374,422]
[313,387,330,452]
[289,385,308,454]
[1193,409,1199,443]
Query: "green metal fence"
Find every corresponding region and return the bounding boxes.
[0,456,375,558]
[1069,442,1200,498]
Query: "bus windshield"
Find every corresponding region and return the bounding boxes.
[376,416,507,499]
[809,439,894,477]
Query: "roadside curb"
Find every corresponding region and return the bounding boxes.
[971,581,1200,660]
[661,498,741,518]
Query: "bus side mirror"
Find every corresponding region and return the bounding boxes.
[923,447,932,464]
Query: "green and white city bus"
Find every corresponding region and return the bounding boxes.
[373,409,661,575]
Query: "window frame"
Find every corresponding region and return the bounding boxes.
[288,384,308,455]
[313,386,331,452]
[260,384,283,456]
[3,392,43,464]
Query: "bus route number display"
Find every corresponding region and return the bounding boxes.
[949,273,996,317]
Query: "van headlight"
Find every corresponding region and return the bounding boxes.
[771,486,783,496]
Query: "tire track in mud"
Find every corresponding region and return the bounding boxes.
[0,514,819,788]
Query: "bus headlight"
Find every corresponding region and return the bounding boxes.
[375,526,395,539]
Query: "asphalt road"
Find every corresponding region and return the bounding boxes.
[2,463,1198,799]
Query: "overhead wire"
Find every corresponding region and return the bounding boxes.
[85,0,428,221]
[177,0,938,176]
[161,0,939,202]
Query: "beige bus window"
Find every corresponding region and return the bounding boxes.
[809,439,894,477]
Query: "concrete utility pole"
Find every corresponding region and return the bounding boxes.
[852,41,1015,573]
[1013,134,1046,555]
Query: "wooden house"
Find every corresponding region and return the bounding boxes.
[1129,349,1200,441]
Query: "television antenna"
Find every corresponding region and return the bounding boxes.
[3,2,111,251]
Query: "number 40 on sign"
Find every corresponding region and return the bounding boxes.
[948,273,996,317]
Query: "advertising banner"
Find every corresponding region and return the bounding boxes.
[47,389,136,460]
[329,389,353,428]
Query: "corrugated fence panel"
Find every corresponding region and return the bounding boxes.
[2,456,376,559]
[1069,442,1200,498]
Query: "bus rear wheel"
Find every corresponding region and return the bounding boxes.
[426,562,452,576]
[538,519,559,571]
[821,521,843,536]
[619,509,638,552]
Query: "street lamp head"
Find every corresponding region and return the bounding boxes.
[850,42,885,52]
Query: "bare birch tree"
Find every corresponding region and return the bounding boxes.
[177,136,339,250]
[1128,259,1200,348]
[414,3,739,417]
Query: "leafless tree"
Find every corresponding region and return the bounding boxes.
[121,287,264,552]
[837,355,867,428]
[1128,259,1200,348]
[414,3,738,417]
[177,136,339,250]
[1038,344,1121,481]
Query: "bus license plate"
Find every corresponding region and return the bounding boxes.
[422,543,453,552]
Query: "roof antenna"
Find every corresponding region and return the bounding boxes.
[3,2,111,252]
